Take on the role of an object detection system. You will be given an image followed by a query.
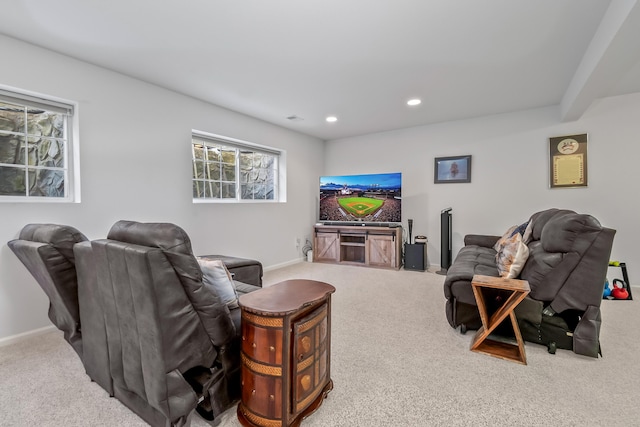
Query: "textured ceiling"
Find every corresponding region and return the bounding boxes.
[1,0,640,140]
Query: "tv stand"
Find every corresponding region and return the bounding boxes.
[319,221,398,228]
[313,224,402,270]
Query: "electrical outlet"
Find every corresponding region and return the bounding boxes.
[296,237,301,249]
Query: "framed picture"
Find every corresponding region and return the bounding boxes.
[549,133,587,188]
[434,155,472,183]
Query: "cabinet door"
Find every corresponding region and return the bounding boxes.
[367,234,396,268]
[314,231,339,262]
[292,304,329,415]
[240,318,285,421]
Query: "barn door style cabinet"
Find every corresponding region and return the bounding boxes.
[312,224,402,270]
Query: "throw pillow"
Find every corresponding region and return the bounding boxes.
[511,221,529,238]
[198,258,239,309]
[493,225,518,252]
[496,232,530,279]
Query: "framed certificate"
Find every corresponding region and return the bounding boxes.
[549,134,587,188]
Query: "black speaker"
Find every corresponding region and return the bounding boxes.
[437,208,452,275]
[404,243,426,271]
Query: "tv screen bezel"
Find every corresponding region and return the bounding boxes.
[318,172,402,226]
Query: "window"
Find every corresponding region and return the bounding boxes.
[0,86,78,201]
[192,131,285,202]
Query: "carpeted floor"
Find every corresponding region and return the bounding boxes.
[1,261,638,427]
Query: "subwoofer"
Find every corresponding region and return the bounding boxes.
[404,243,426,271]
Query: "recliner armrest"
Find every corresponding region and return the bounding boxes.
[234,280,261,296]
[464,234,501,248]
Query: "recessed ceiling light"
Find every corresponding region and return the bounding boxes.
[326,116,338,123]
[407,99,422,106]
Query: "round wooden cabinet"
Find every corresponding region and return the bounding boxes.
[237,279,335,427]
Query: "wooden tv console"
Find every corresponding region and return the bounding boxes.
[312,224,402,270]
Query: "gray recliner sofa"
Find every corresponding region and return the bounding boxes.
[8,224,113,394]
[9,222,263,426]
[89,220,261,426]
[443,208,616,357]
[8,224,86,356]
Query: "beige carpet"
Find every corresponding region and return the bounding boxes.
[1,261,638,427]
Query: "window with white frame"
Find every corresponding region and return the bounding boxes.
[0,87,77,201]
[192,131,284,202]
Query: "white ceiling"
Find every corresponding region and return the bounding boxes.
[2,0,640,141]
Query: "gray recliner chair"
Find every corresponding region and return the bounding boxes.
[8,224,86,356]
[90,220,258,426]
[74,240,114,395]
[8,224,112,394]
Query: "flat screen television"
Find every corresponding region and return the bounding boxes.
[319,172,402,224]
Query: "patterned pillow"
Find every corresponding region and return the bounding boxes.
[198,258,239,308]
[511,221,530,238]
[493,225,518,252]
[496,233,530,278]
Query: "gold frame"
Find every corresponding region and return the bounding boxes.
[549,133,588,188]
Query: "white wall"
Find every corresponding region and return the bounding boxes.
[0,35,324,340]
[3,32,638,342]
[325,93,640,278]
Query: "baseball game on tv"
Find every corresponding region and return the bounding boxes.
[318,172,402,224]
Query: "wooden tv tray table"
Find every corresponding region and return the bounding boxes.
[470,275,531,365]
[237,279,336,427]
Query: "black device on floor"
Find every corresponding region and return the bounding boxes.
[404,243,426,271]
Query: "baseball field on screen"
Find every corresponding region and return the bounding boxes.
[337,197,384,217]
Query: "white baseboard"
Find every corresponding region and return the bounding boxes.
[264,258,305,272]
[0,325,56,347]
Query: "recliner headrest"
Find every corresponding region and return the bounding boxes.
[528,208,574,242]
[18,223,87,264]
[107,220,193,254]
[541,213,603,253]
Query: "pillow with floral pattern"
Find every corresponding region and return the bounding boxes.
[496,232,530,278]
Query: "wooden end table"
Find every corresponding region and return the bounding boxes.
[237,279,336,427]
[470,274,531,365]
